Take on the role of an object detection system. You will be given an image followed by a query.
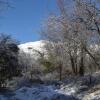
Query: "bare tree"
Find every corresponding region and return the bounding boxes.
[40,0,100,78]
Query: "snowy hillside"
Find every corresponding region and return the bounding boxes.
[18,40,46,54]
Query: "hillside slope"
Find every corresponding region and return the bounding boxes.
[18,40,46,54]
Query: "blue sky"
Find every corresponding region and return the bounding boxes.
[0,0,58,43]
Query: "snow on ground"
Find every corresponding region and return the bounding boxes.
[0,95,6,100]
[83,91,100,100]
[55,84,77,95]
[0,85,78,100]
[1,72,100,100]
[0,83,99,100]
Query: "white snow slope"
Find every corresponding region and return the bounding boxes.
[18,40,46,54]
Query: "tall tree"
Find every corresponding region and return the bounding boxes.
[41,0,100,77]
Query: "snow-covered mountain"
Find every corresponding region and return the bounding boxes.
[18,40,46,55]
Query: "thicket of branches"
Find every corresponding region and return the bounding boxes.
[40,0,100,80]
[0,34,22,87]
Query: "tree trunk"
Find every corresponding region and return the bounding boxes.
[79,47,84,76]
[69,53,76,75]
[75,57,78,75]
[59,64,62,81]
[83,45,99,67]
[79,56,84,76]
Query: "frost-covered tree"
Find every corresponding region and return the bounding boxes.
[0,34,21,87]
[41,0,100,77]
